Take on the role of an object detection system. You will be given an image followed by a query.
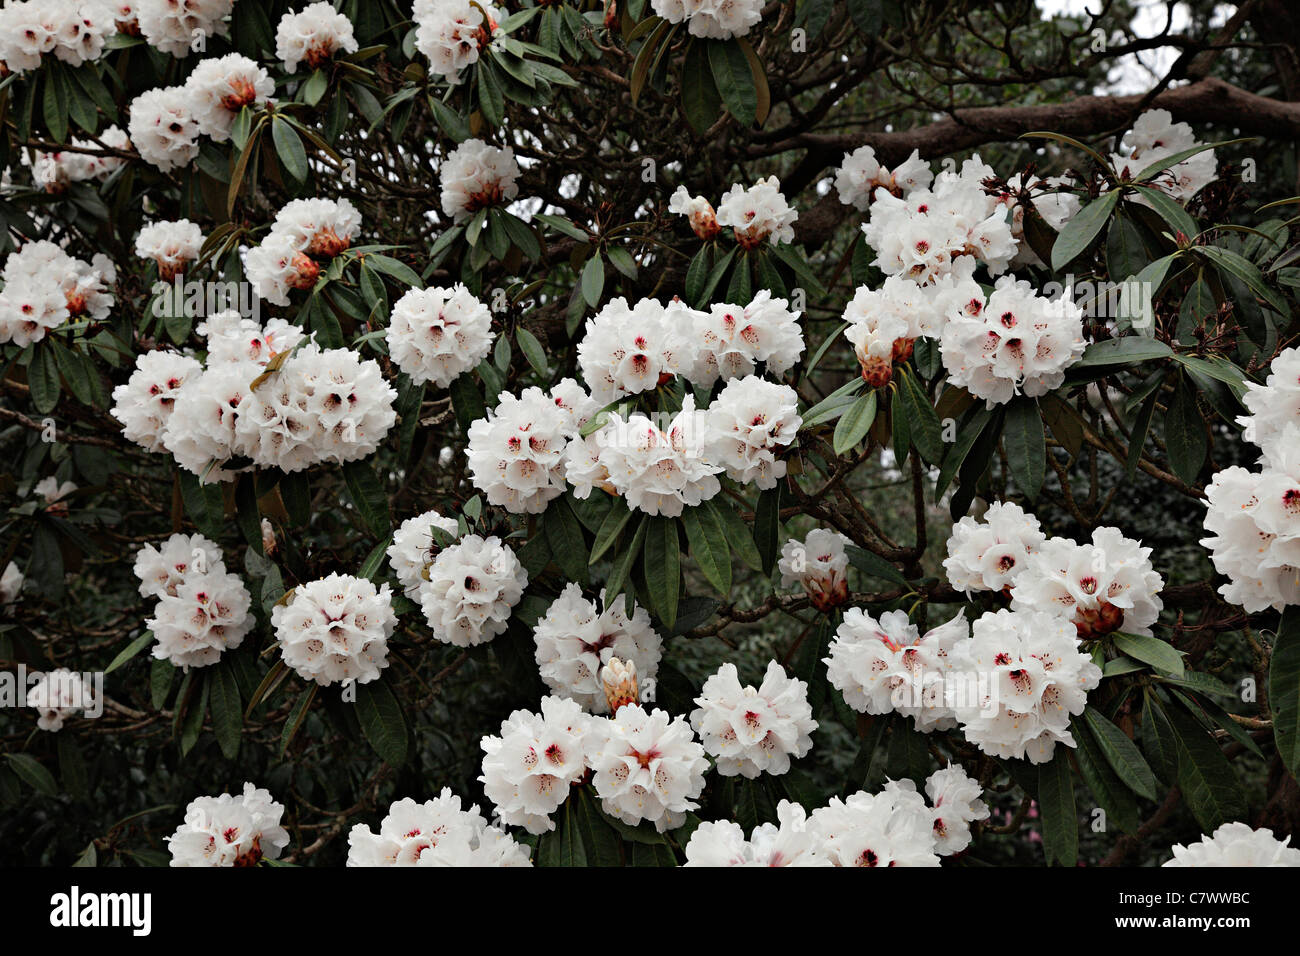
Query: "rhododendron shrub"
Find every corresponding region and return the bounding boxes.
[2,0,1300,871]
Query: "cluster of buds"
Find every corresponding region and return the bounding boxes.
[600,657,639,713]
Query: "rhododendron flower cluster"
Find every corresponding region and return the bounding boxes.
[1110,109,1216,204]
[576,297,696,403]
[26,669,89,732]
[0,241,115,347]
[418,534,528,646]
[808,781,941,867]
[271,573,397,686]
[24,128,129,191]
[825,608,969,731]
[715,176,798,247]
[347,791,531,866]
[135,0,233,58]
[778,528,852,611]
[0,0,118,73]
[939,274,1087,407]
[1011,526,1165,638]
[413,0,500,82]
[686,290,805,386]
[684,800,829,866]
[184,53,275,142]
[533,583,663,713]
[134,219,205,280]
[246,198,362,305]
[1201,424,1300,612]
[387,284,496,388]
[467,386,575,514]
[690,661,817,778]
[705,376,801,489]
[275,2,357,73]
[386,508,461,594]
[1162,822,1300,867]
[943,501,1047,594]
[479,695,594,833]
[439,137,520,222]
[571,396,723,517]
[862,155,1018,282]
[948,608,1102,763]
[167,783,289,867]
[128,86,202,171]
[588,703,709,832]
[650,0,764,40]
[835,145,934,209]
[138,534,252,669]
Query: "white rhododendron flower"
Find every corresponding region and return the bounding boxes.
[232,343,397,472]
[111,350,203,452]
[706,376,801,490]
[1238,345,1300,457]
[347,791,532,867]
[26,669,88,732]
[136,0,232,57]
[439,137,520,221]
[684,800,830,866]
[134,219,204,280]
[148,568,253,669]
[715,176,797,247]
[1011,526,1165,637]
[809,782,942,867]
[34,477,77,508]
[133,532,223,598]
[1110,109,1216,205]
[926,764,989,855]
[589,703,709,832]
[943,501,1047,594]
[949,608,1101,763]
[166,783,289,867]
[825,609,969,731]
[690,661,817,778]
[835,146,933,209]
[387,285,496,388]
[25,128,129,191]
[128,86,201,171]
[271,574,397,686]
[162,361,260,481]
[687,290,805,386]
[413,0,500,82]
[940,274,1087,407]
[778,528,852,611]
[183,52,275,142]
[0,0,117,72]
[998,173,1081,268]
[0,240,115,346]
[863,155,1018,282]
[1201,428,1300,612]
[841,274,946,385]
[244,232,317,306]
[1163,822,1300,867]
[580,396,723,517]
[0,561,24,606]
[668,185,720,240]
[197,310,306,366]
[479,695,594,834]
[577,297,696,403]
[387,509,460,593]
[650,0,763,39]
[419,534,527,646]
[276,2,358,72]
[466,387,572,514]
[533,583,663,714]
[271,197,361,258]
